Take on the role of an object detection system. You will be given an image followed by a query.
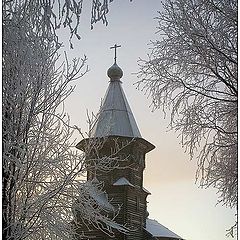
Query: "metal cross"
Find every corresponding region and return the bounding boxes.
[110,44,121,64]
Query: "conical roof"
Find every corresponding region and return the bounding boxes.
[90,63,141,138]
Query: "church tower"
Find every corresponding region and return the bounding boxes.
[75,45,183,240]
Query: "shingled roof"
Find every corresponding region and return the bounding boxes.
[90,63,142,139]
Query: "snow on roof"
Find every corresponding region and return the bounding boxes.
[113,177,135,187]
[145,218,182,239]
[85,181,115,212]
[142,187,151,194]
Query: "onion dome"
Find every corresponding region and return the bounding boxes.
[107,63,123,81]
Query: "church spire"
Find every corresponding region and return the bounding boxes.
[76,45,154,153]
[90,45,141,138]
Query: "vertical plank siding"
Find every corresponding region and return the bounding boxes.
[74,138,153,239]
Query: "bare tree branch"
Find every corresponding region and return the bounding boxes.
[136,0,237,236]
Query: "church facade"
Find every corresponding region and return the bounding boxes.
[74,46,183,240]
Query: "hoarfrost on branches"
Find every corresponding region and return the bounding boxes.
[136,0,237,236]
[3,0,132,239]
[3,11,87,236]
[3,0,130,48]
[72,178,129,238]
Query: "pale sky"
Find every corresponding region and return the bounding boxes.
[60,1,236,239]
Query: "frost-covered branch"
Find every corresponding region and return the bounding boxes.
[136,0,237,219]
[3,0,131,48]
[3,0,132,239]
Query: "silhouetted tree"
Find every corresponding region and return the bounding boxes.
[137,0,237,235]
[3,0,130,239]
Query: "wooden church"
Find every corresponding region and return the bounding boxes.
[74,45,183,240]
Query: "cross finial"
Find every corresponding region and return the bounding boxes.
[110,44,121,64]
